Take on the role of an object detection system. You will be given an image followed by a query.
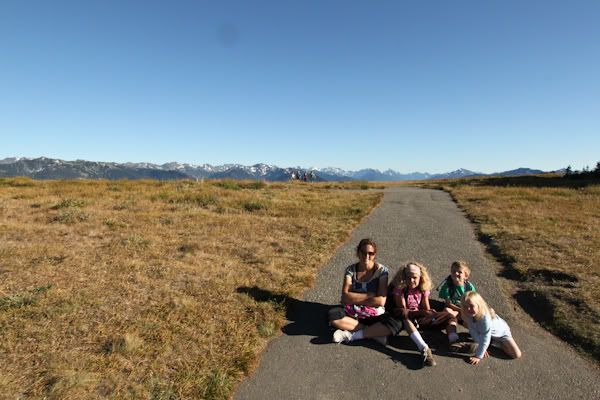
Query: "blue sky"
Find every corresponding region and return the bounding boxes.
[1,1,598,173]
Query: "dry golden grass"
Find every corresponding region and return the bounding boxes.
[0,178,382,399]
[417,175,600,360]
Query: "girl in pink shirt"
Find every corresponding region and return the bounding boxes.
[393,262,453,329]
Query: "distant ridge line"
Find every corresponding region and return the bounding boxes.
[0,156,547,181]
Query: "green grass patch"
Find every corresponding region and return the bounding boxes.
[0,285,52,311]
[213,180,242,190]
[50,198,86,210]
[242,201,266,212]
[169,193,219,208]
[50,210,89,224]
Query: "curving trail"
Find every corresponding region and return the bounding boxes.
[234,187,599,400]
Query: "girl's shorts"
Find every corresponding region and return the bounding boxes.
[491,333,513,348]
[490,316,513,346]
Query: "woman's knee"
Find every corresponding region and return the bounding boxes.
[328,307,346,323]
[329,319,343,329]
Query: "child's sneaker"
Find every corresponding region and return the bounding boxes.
[449,341,478,354]
[421,346,436,367]
[332,329,353,344]
[464,342,478,354]
[372,336,388,346]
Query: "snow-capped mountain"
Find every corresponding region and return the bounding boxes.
[319,167,353,177]
[0,157,549,182]
[429,168,482,180]
[0,157,188,180]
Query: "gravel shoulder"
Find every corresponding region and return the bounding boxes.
[234,187,600,400]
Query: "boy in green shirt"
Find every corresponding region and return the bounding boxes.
[438,260,476,343]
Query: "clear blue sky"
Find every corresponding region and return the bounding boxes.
[1,1,598,173]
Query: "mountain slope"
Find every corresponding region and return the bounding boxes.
[0,157,550,182]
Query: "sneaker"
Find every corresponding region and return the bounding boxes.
[449,342,462,353]
[373,336,388,346]
[421,346,436,367]
[449,342,478,354]
[464,342,478,354]
[332,329,353,344]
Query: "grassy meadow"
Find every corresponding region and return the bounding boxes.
[0,178,382,399]
[418,175,600,360]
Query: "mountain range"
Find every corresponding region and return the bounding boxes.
[0,157,546,181]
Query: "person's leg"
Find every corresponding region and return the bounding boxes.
[404,319,436,366]
[330,316,361,331]
[500,338,522,359]
[342,322,390,345]
[403,319,426,350]
[432,310,454,325]
[328,307,361,331]
[329,307,363,343]
[331,318,363,343]
[444,308,460,342]
[362,322,392,338]
[346,315,399,343]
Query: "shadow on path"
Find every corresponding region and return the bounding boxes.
[236,286,334,344]
[236,286,492,369]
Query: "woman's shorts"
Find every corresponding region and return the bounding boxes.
[328,306,404,335]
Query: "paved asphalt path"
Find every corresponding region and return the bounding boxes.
[234,187,599,400]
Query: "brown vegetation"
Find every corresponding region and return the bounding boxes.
[418,175,600,361]
[0,178,382,399]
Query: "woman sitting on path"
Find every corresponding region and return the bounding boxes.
[328,238,436,367]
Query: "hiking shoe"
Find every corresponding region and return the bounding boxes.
[450,342,478,354]
[422,347,436,367]
[464,342,478,354]
[449,342,462,353]
[332,329,353,344]
[373,336,388,346]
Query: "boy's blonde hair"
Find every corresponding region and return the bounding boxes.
[461,291,496,320]
[451,260,471,277]
[392,262,432,292]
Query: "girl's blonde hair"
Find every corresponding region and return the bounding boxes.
[461,291,496,320]
[392,262,432,292]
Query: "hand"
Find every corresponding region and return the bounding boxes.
[469,356,482,365]
[483,350,489,358]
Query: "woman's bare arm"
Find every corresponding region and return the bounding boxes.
[341,271,387,307]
